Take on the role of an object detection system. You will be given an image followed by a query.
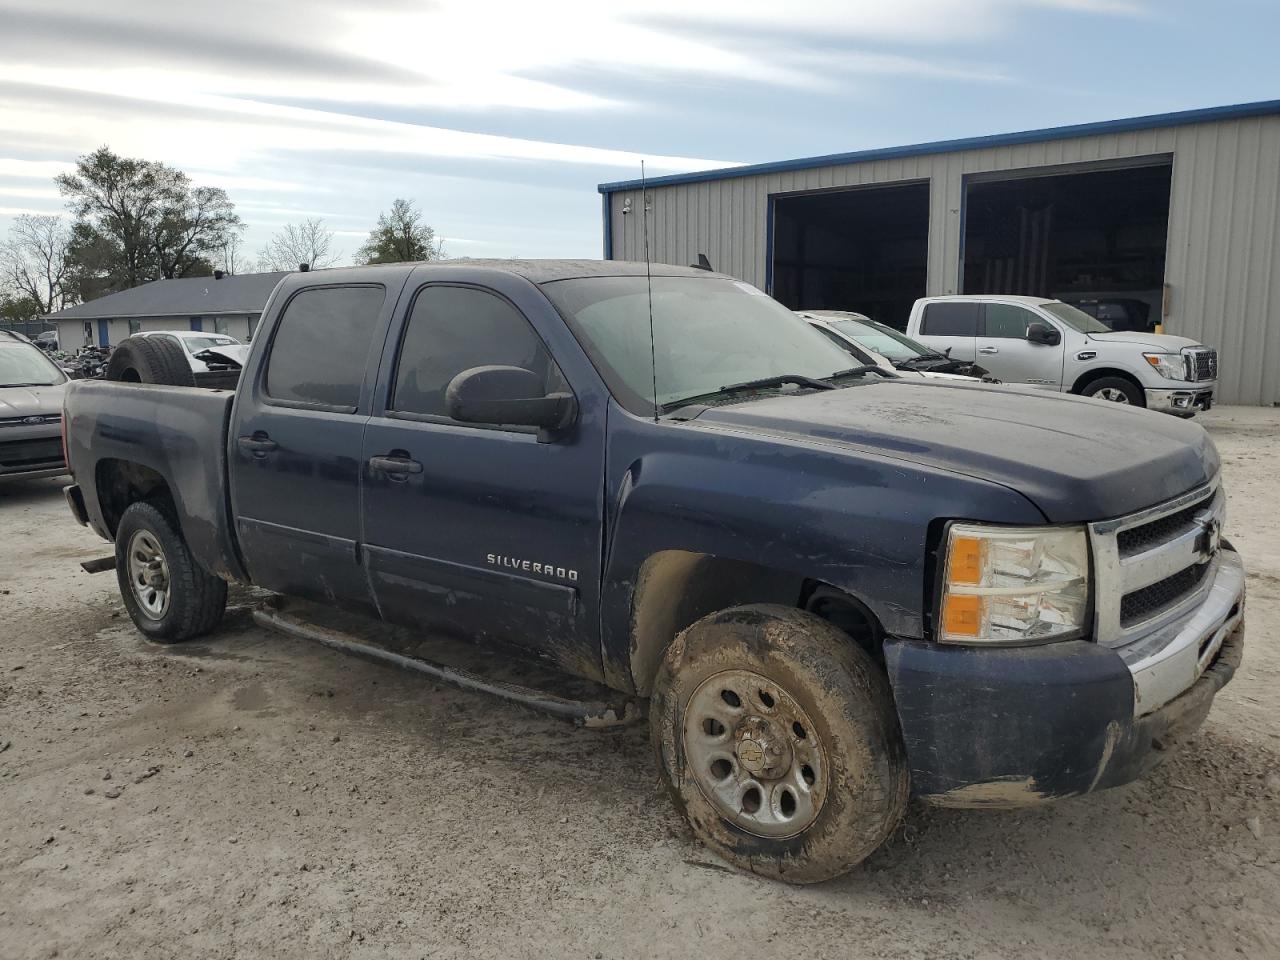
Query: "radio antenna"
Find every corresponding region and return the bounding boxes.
[641,160,658,422]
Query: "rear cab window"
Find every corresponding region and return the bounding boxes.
[921,303,980,337]
[265,286,386,411]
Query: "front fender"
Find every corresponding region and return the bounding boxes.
[599,408,1046,691]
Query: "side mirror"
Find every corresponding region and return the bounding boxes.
[446,365,576,440]
[1026,322,1061,346]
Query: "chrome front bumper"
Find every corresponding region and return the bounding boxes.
[1145,382,1215,416]
[1117,547,1244,716]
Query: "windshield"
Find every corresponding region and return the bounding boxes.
[0,343,66,387]
[827,319,930,362]
[180,336,238,353]
[1041,302,1111,334]
[544,276,861,415]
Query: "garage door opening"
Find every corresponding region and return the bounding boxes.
[771,182,929,330]
[962,161,1172,332]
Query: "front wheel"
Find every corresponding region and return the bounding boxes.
[1082,376,1145,406]
[650,605,908,884]
[115,501,227,642]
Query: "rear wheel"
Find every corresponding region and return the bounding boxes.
[115,501,226,642]
[105,336,195,386]
[1082,376,1144,406]
[650,605,908,884]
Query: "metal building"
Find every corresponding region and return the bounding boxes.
[599,100,1280,405]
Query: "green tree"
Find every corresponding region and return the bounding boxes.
[356,198,438,264]
[56,146,242,297]
[0,294,41,324]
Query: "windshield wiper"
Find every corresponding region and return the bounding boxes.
[896,353,946,368]
[720,373,836,393]
[661,373,835,414]
[3,382,57,387]
[826,365,899,380]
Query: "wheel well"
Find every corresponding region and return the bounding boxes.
[799,582,885,662]
[95,459,173,537]
[1071,367,1144,398]
[628,550,885,696]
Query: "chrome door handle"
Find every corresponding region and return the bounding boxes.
[237,434,278,455]
[369,455,423,475]
[978,346,999,354]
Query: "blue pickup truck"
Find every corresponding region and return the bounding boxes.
[61,261,1245,883]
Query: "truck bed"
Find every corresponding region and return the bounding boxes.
[63,380,247,582]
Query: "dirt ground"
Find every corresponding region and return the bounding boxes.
[1,407,1278,960]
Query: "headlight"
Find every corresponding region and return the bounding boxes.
[939,523,1089,645]
[1143,352,1187,381]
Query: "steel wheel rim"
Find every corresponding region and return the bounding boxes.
[127,529,171,620]
[683,669,828,839]
[1097,387,1130,403]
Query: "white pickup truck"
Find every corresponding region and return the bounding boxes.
[905,296,1218,416]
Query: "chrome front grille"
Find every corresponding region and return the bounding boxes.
[1089,480,1224,647]
[0,413,61,428]
[1183,347,1218,382]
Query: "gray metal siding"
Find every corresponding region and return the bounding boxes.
[607,114,1280,405]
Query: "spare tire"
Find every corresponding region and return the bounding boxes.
[105,336,196,386]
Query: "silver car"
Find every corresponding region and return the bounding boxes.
[0,332,68,481]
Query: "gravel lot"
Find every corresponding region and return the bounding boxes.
[1,407,1278,959]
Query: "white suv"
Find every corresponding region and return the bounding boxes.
[905,296,1217,416]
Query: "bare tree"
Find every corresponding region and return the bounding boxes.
[1,214,73,314]
[257,219,338,272]
[218,232,246,275]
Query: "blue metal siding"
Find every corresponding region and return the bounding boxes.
[598,99,1280,195]
[97,319,109,346]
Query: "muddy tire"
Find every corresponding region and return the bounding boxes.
[650,605,908,884]
[115,500,227,643]
[105,335,196,386]
[1081,376,1144,407]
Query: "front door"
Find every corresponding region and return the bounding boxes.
[229,283,394,615]
[976,302,1064,390]
[360,279,605,678]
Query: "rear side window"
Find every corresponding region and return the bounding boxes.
[982,303,1038,339]
[266,286,385,408]
[921,302,979,337]
[391,285,563,419]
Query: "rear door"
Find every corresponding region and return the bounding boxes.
[359,274,607,676]
[229,282,398,615]
[976,302,1065,390]
[915,302,979,362]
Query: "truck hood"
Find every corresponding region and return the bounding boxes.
[690,380,1217,522]
[0,382,66,418]
[1086,331,1202,351]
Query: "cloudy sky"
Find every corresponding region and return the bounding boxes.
[0,0,1275,266]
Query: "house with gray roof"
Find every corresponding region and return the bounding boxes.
[45,270,288,350]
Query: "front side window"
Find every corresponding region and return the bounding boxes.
[266,285,385,408]
[543,276,856,416]
[982,303,1038,339]
[391,285,563,419]
[921,302,979,337]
